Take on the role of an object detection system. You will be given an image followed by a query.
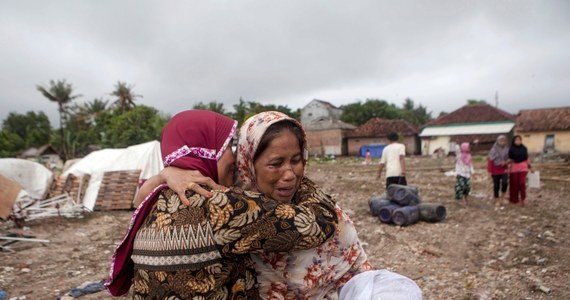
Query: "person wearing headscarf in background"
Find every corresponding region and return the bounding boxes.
[508,135,532,206]
[455,142,474,206]
[488,135,510,208]
[159,111,422,299]
[105,110,338,299]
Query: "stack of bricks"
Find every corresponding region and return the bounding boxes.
[94,169,141,210]
[48,173,91,204]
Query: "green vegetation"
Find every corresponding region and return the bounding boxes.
[1,78,470,161]
[340,98,432,126]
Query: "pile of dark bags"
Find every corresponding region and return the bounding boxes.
[368,184,447,226]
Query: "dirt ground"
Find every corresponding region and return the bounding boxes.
[1,156,569,299]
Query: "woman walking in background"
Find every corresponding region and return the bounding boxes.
[488,135,510,208]
[509,135,532,206]
[455,142,474,206]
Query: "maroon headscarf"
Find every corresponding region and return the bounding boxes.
[105,110,237,296]
[161,109,238,182]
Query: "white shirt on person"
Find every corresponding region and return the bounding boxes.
[380,143,406,177]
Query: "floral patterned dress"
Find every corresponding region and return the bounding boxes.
[252,206,373,300]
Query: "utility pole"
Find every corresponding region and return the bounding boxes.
[495,91,499,107]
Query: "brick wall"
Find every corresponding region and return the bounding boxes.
[306,129,344,156]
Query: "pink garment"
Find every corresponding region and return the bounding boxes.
[459,142,472,165]
[510,160,530,173]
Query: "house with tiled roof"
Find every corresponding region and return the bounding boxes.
[346,118,419,156]
[515,106,570,153]
[419,104,515,155]
[18,144,62,169]
[301,99,355,156]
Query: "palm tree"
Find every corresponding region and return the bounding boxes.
[36,79,81,158]
[111,81,142,113]
[84,98,109,122]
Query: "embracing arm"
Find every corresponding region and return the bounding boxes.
[133,167,224,207]
[209,177,338,255]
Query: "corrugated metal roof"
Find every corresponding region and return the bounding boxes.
[419,122,514,137]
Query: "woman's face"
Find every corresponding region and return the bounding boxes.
[514,136,522,146]
[253,129,305,203]
[217,146,236,187]
[498,137,506,146]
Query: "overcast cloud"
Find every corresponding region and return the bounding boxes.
[1,0,569,126]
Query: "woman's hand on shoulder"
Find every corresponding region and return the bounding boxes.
[161,167,226,206]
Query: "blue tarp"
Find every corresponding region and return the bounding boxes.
[359,144,386,158]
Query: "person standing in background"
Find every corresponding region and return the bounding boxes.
[488,135,510,208]
[376,132,407,188]
[508,135,532,206]
[364,149,372,165]
[455,142,474,206]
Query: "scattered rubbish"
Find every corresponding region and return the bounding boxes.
[0,233,50,253]
[65,280,106,298]
[538,285,552,295]
[12,194,85,222]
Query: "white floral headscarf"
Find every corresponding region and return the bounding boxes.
[236,111,307,190]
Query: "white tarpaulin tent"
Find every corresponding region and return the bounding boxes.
[63,140,163,210]
[0,158,53,199]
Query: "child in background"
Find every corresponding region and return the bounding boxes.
[364,149,372,165]
[455,142,474,205]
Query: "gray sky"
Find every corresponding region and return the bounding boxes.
[1,0,569,127]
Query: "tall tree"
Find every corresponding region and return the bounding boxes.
[0,111,52,157]
[229,98,300,125]
[36,79,81,159]
[111,81,142,113]
[193,101,227,115]
[401,98,432,126]
[340,99,401,125]
[105,105,167,148]
[62,101,109,158]
[467,99,487,105]
[85,98,109,116]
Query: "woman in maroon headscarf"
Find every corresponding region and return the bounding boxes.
[105,110,337,299]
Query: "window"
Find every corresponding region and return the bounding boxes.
[545,134,555,151]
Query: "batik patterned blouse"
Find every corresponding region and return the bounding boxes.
[252,206,373,300]
[131,177,337,300]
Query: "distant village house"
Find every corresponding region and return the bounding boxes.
[515,106,570,154]
[18,144,63,169]
[346,118,419,156]
[419,104,515,155]
[301,99,356,156]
